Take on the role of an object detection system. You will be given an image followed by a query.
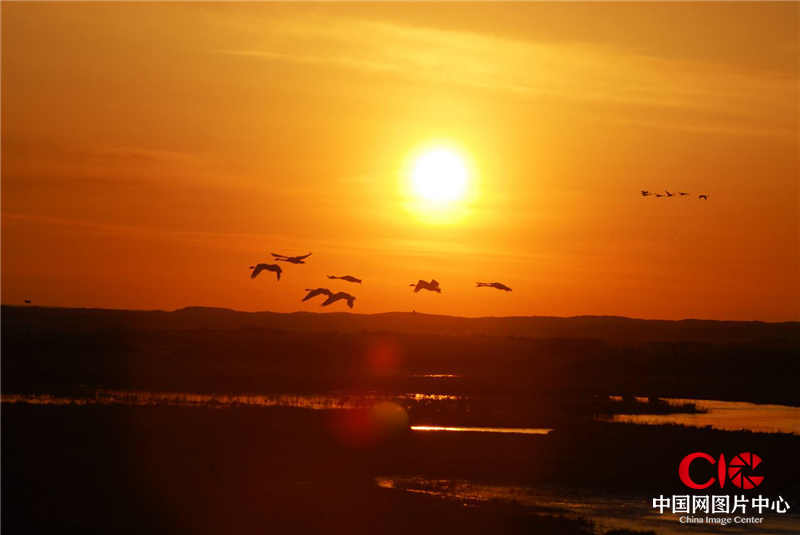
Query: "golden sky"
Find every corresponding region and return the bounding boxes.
[2,2,798,320]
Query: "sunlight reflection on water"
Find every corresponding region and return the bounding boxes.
[3,391,798,436]
[0,390,460,409]
[605,397,800,435]
[411,425,552,435]
[375,476,800,535]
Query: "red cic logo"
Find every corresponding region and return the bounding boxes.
[679,452,764,490]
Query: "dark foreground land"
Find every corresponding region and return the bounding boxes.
[4,404,800,535]
[2,306,799,533]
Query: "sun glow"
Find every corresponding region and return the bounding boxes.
[410,148,469,203]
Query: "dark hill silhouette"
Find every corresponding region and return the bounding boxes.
[2,305,797,344]
[3,305,799,405]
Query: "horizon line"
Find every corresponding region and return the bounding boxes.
[2,303,798,325]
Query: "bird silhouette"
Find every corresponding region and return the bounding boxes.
[410,279,441,293]
[250,263,282,280]
[640,190,651,197]
[302,288,333,302]
[321,291,356,308]
[664,190,674,197]
[655,193,664,198]
[271,252,312,264]
[698,194,709,200]
[476,282,512,292]
[678,191,689,196]
[328,275,362,284]
[24,299,31,304]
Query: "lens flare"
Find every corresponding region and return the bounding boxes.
[328,402,409,448]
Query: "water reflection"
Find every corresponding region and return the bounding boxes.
[405,393,460,401]
[605,397,800,435]
[375,476,800,535]
[0,390,459,409]
[411,425,552,435]
[4,391,797,436]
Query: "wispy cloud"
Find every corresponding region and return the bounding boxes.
[217,14,796,135]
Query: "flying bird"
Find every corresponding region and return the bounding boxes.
[321,291,356,308]
[271,252,312,264]
[698,194,709,200]
[328,275,362,284]
[250,263,282,280]
[476,282,512,292]
[655,193,664,198]
[640,190,651,197]
[410,279,442,293]
[664,190,674,197]
[678,191,689,196]
[302,288,333,302]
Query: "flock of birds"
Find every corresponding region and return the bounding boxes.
[641,189,709,200]
[249,252,512,309]
[23,190,713,308]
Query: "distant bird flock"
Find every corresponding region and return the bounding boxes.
[251,187,712,309]
[250,252,512,309]
[23,189,718,307]
[641,190,709,200]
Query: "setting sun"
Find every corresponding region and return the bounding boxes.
[410,148,469,203]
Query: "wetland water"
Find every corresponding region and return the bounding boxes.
[3,391,797,434]
[375,477,800,535]
[4,390,797,534]
[606,397,800,435]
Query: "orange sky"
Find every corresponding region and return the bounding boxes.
[2,2,798,321]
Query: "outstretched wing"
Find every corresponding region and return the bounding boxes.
[271,252,288,259]
[293,253,312,261]
[321,293,341,306]
[250,264,265,279]
[303,288,331,301]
